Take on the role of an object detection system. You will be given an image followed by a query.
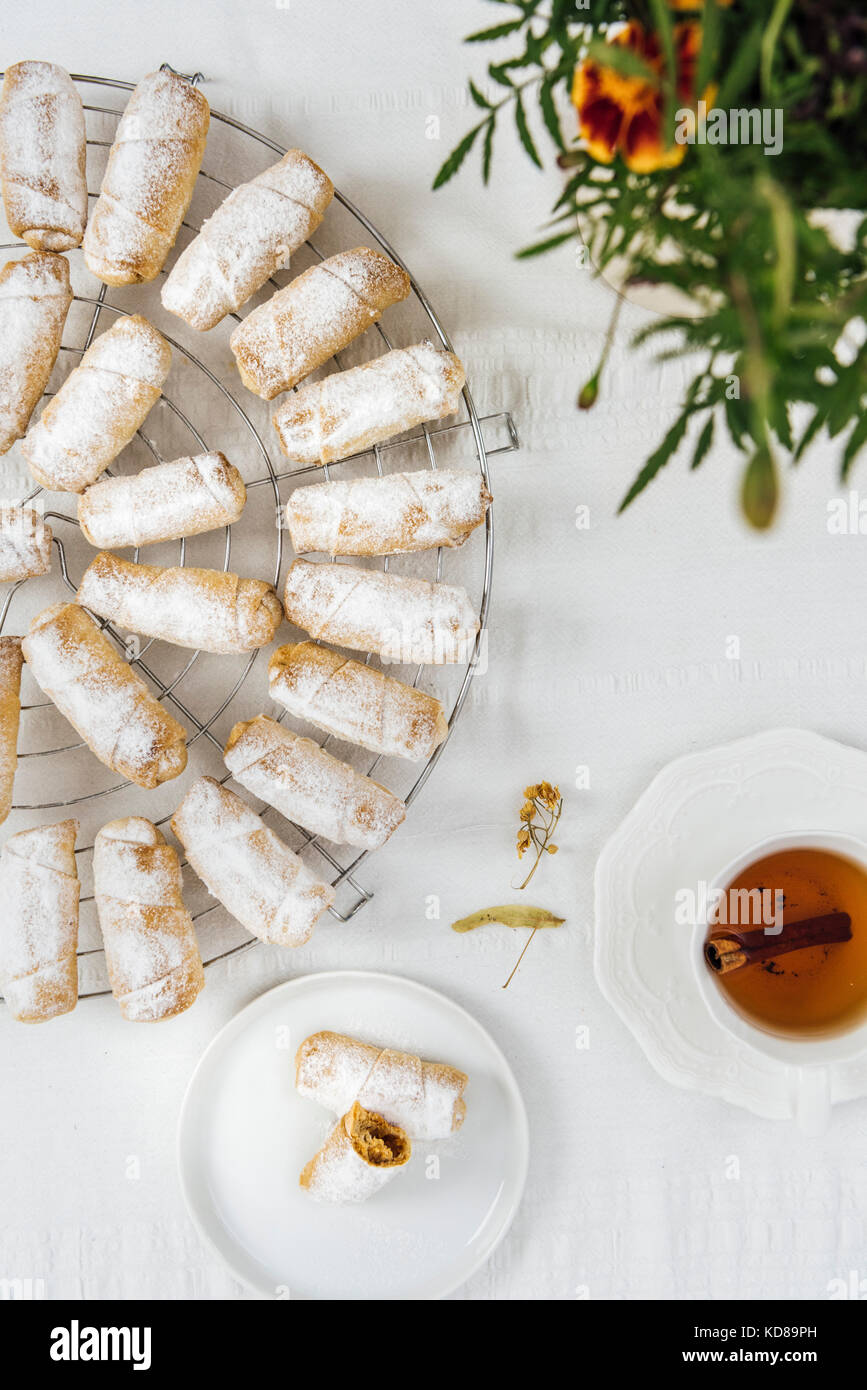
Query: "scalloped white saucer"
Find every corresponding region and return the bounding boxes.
[594,728,867,1121]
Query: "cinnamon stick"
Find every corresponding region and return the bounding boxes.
[704,912,852,976]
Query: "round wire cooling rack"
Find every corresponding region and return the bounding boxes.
[0,65,519,1000]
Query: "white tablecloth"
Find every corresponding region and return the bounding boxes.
[2,0,865,1302]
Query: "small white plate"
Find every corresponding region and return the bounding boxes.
[177,970,528,1300]
[594,727,867,1120]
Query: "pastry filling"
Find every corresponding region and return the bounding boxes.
[346,1102,411,1168]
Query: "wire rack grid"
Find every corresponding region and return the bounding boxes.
[0,66,519,999]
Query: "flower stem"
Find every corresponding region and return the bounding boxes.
[578,293,623,408]
[517,856,542,891]
[503,927,539,989]
[516,798,563,889]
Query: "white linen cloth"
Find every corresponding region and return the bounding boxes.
[1,0,865,1302]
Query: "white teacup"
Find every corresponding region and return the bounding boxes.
[691,830,867,1134]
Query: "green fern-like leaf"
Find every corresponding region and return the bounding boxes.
[690,413,716,470]
[515,91,543,168]
[432,123,485,190]
[619,408,695,513]
[465,19,526,43]
[482,117,496,184]
[539,75,567,152]
[516,230,576,258]
[469,80,493,110]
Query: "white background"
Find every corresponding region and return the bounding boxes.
[2,0,866,1301]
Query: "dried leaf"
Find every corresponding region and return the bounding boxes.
[451,904,565,933]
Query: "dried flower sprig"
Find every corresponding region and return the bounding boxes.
[516,781,562,890]
[451,781,565,988]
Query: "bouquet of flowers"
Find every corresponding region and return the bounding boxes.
[435,1,867,527]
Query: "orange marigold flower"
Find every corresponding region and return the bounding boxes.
[571,20,703,174]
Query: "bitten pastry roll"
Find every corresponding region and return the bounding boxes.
[296,1031,468,1140]
[94,817,204,1022]
[78,451,246,549]
[0,61,87,251]
[171,775,334,947]
[22,603,187,788]
[273,342,465,466]
[77,552,282,654]
[230,247,411,400]
[0,819,79,1022]
[22,315,171,493]
[0,505,52,582]
[0,637,23,824]
[282,558,478,665]
[83,69,209,285]
[224,714,405,851]
[269,642,448,761]
[299,1102,411,1205]
[0,252,73,454]
[162,148,334,331]
[287,467,491,557]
